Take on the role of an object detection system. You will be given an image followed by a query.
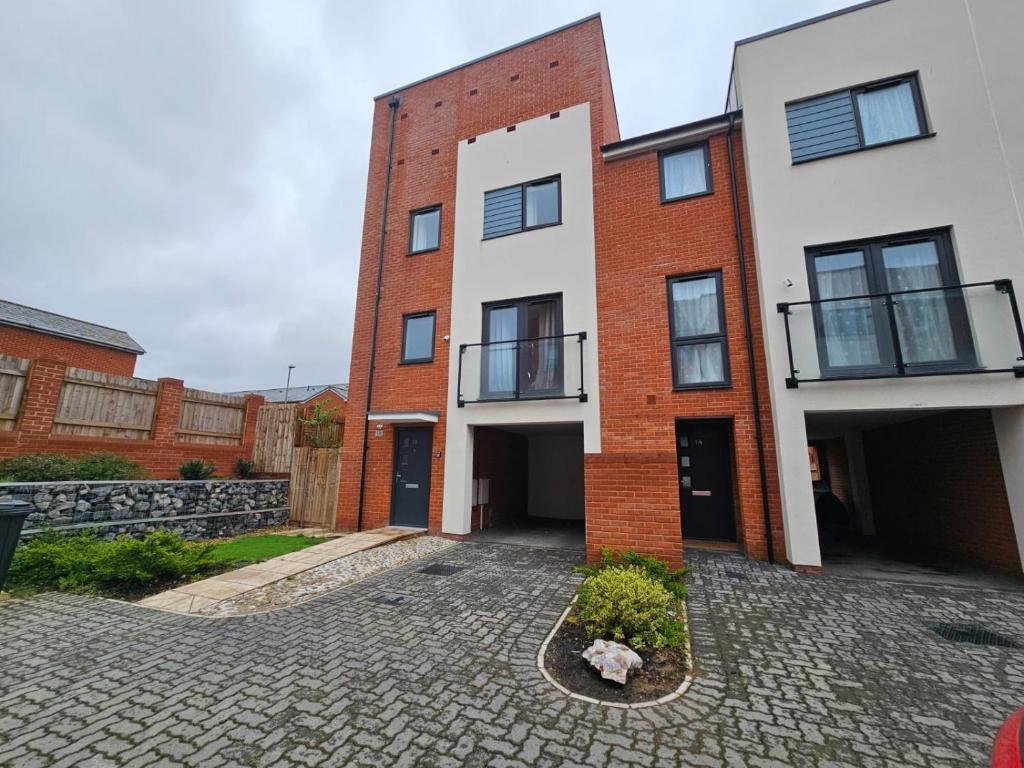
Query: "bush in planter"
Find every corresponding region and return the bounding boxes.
[575,566,686,650]
[8,529,215,594]
[235,459,256,478]
[576,548,689,600]
[74,452,147,481]
[0,452,148,482]
[179,459,216,480]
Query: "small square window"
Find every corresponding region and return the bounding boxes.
[402,312,435,363]
[525,179,560,228]
[409,207,440,254]
[660,144,711,202]
[667,272,729,388]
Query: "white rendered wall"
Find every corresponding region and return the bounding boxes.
[441,103,601,535]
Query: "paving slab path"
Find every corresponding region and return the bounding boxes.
[137,527,419,614]
[0,546,1022,767]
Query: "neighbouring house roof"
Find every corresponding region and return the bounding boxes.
[227,384,349,404]
[0,298,146,355]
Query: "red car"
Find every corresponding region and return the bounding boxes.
[993,707,1024,768]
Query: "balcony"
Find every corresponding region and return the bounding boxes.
[457,332,587,406]
[777,280,1024,387]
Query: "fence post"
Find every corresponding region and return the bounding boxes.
[19,359,66,439]
[242,394,264,452]
[152,378,185,446]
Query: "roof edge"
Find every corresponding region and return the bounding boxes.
[0,317,146,355]
[734,0,890,48]
[600,110,741,156]
[373,13,602,101]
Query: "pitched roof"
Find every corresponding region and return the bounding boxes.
[0,298,145,355]
[226,384,349,404]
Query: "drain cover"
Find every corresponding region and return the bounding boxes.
[725,570,748,581]
[372,593,412,606]
[929,623,1022,648]
[418,563,467,577]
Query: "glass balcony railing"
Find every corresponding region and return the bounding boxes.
[457,332,588,406]
[777,280,1024,387]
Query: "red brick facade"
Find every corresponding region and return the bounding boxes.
[0,359,262,479]
[336,17,618,534]
[0,325,138,376]
[588,130,785,566]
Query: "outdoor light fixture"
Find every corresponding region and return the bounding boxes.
[375,424,384,438]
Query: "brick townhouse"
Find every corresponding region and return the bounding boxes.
[339,0,1024,577]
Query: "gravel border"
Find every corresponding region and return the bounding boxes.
[197,535,457,617]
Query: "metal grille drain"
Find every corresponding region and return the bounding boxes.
[725,570,749,581]
[372,593,412,606]
[929,623,1022,648]
[418,563,467,577]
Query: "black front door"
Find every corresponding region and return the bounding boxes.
[676,420,737,541]
[391,426,432,528]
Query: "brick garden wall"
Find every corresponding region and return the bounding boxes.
[589,129,785,566]
[0,325,138,377]
[0,359,263,479]
[864,409,1021,575]
[336,17,618,533]
[2,479,289,541]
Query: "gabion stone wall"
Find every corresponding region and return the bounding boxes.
[0,479,290,540]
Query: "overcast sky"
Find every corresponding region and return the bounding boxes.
[0,0,849,392]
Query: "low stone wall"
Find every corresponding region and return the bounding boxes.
[0,479,290,540]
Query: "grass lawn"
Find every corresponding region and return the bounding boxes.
[207,534,329,565]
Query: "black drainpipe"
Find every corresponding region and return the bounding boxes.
[356,94,402,533]
[726,113,776,564]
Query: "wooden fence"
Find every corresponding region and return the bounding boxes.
[252,403,297,473]
[176,389,246,445]
[53,368,158,440]
[288,446,341,528]
[0,354,29,432]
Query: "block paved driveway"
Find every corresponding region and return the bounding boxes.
[1,544,1022,768]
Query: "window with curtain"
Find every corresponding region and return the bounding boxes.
[401,312,435,363]
[785,74,927,162]
[660,144,710,202]
[483,176,560,238]
[667,273,729,388]
[806,230,975,377]
[482,295,563,398]
[409,207,440,254]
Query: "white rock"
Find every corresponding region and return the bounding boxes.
[582,639,643,685]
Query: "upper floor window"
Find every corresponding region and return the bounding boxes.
[786,74,927,163]
[805,229,975,377]
[483,176,561,239]
[660,143,711,202]
[481,294,563,398]
[667,272,729,389]
[401,311,436,364]
[409,206,441,254]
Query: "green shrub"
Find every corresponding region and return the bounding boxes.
[8,529,215,595]
[179,460,216,480]
[0,452,148,482]
[74,452,148,481]
[575,566,686,650]
[0,454,79,482]
[235,459,256,479]
[576,548,689,599]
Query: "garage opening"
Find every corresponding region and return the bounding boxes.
[467,423,585,551]
[807,408,1023,584]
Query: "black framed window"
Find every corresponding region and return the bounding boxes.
[786,74,928,163]
[806,229,975,377]
[401,311,436,364]
[409,206,441,254]
[660,143,711,202]
[481,294,563,398]
[483,176,561,239]
[667,272,729,389]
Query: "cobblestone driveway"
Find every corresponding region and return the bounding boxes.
[1,544,1022,767]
